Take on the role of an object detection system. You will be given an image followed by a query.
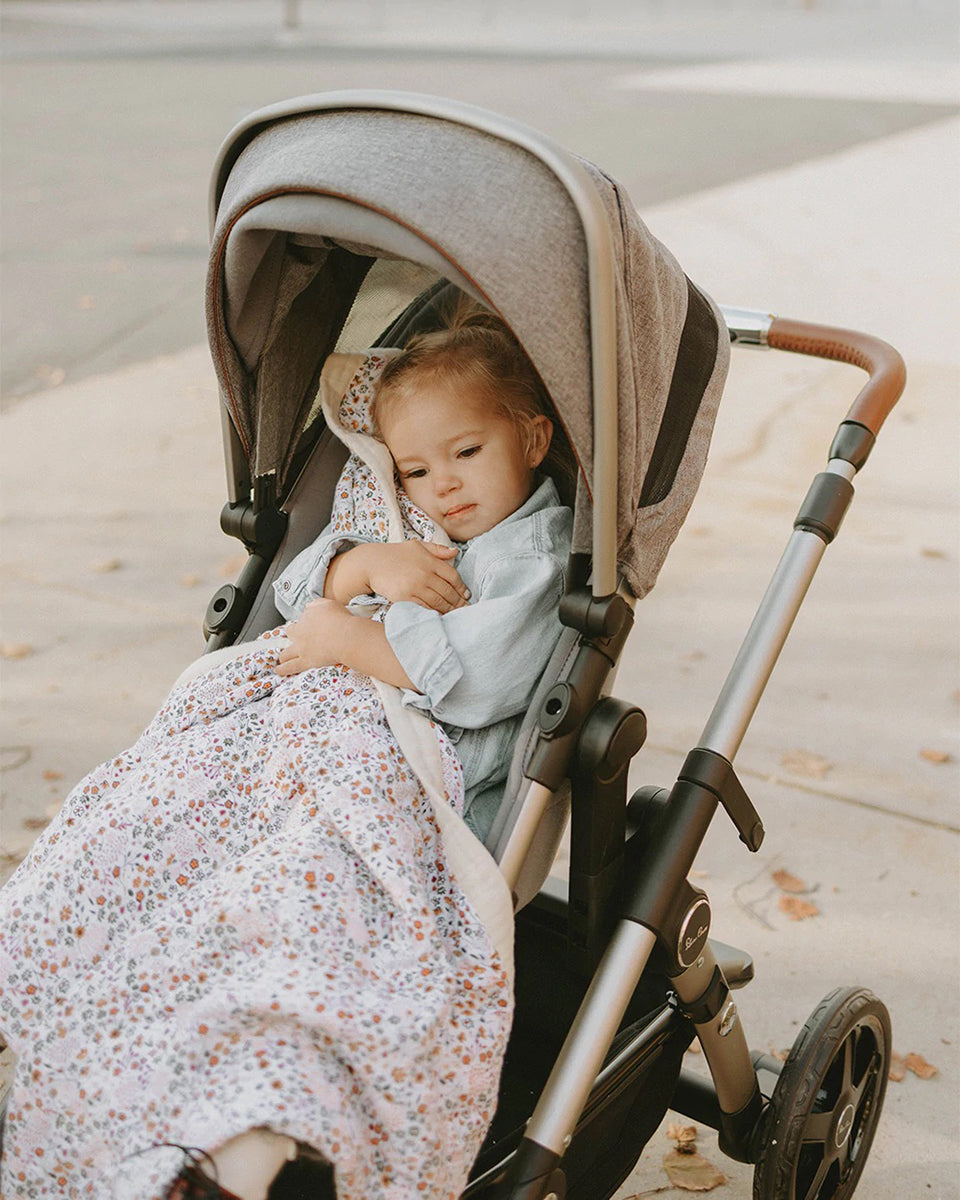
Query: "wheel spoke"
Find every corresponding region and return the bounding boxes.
[800,1153,833,1200]
[801,1109,834,1147]
[839,1030,854,1095]
[849,1071,871,1122]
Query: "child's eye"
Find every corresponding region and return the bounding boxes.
[458,445,481,459]
[403,468,427,480]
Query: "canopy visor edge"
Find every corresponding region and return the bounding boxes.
[210,91,620,594]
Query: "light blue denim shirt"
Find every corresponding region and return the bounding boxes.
[274,478,573,841]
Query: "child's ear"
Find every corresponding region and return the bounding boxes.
[525,415,553,468]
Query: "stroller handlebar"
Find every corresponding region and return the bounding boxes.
[722,307,906,440]
[766,316,907,438]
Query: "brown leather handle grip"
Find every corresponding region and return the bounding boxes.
[768,317,906,437]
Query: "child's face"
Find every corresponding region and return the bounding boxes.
[380,381,551,542]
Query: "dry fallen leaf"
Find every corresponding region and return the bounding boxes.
[781,749,833,779]
[35,364,66,387]
[888,1052,906,1081]
[903,1052,938,1080]
[663,1148,726,1191]
[771,868,808,893]
[43,769,63,781]
[0,642,34,660]
[778,895,820,921]
[666,1122,698,1153]
[920,547,947,559]
[91,558,122,573]
[920,748,952,765]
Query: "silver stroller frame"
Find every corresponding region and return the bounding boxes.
[490,306,904,1199]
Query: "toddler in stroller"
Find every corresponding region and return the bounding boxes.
[272,309,574,846]
[0,90,906,1200]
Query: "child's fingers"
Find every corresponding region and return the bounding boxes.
[429,575,470,610]
[421,541,459,560]
[273,654,302,676]
[415,583,468,612]
[431,560,470,601]
[275,640,306,672]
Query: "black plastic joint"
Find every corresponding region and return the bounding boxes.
[794,472,854,544]
[829,420,875,470]
[718,1080,766,1164]
[220,500,288,554]
[505,1139,567,1199]
[204,583,246,638]
[538,681,582,737]
[558,590,631,642]
[575,697,647,783]
[678,749,764,852]
[676,965,728,1026]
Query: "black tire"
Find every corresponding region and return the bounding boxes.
[753,986,891,1200]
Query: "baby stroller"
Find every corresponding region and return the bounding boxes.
[201,91,905,1200]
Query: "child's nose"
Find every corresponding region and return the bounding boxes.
[435,469,460,495]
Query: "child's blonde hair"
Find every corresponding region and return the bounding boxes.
[372,302,575,490]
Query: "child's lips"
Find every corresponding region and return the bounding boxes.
[444,503,476,519]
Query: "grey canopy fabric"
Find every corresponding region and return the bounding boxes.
[206,92,728,598]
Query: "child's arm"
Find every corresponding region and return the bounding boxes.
[323,540,471,613]
[384,549,567,728]
[274,597,417,690]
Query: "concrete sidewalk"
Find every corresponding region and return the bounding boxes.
[1,56,958,1200]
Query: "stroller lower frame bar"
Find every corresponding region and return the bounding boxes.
[494,311,905,1200]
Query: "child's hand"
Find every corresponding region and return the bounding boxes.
[274,596,416,690]
[275,598,352,676]
[336,541,470,613]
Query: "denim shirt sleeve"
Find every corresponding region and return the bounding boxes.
[383,548,565,729]
[273,524,377,620]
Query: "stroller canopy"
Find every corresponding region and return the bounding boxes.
[207,91,728,597]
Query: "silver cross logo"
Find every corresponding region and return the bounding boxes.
[835,1103,856,1148]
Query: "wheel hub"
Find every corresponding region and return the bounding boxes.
[834,1100,856,1149]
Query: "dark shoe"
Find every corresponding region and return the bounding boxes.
[267,1148,337,1200]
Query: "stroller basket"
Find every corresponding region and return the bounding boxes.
[202,92,904,1200]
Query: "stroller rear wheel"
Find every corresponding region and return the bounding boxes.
[753,986,891,1200]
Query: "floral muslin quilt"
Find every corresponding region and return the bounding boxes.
[0,354,514,1200]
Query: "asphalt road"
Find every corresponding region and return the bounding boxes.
[1,5,956,405]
